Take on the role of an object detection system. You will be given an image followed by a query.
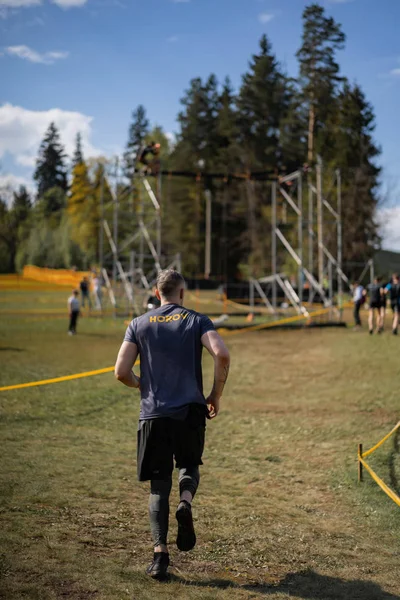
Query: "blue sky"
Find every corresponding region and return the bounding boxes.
[1,0,400,245]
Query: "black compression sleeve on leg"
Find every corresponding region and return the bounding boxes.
[149,477,172,547]
[178,466,200,499]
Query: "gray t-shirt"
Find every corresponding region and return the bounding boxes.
[68,296,80,311]
[124,304,215,420]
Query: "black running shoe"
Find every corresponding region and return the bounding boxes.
[176,500,196,552]
[393,329,398,335]
[146,552,169,580]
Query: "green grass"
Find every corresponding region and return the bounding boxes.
[0,280,399,599]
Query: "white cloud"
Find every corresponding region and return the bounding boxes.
[0,0,87,12]
[51,0,87,7]
[0,173,34,205]
[258,12,274,24]
[0,0,41,6]
[167,35,178,43]
[5,45,69,64]
[379,206,400,251]
[390,68,400,77]
[0,103,101,169]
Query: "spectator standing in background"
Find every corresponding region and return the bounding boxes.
[93,274,102,311]
[352,281,365,329]
[367,277,384,335]
[68,289,80,335]
[385,274,400,335]
[80,276,91,309]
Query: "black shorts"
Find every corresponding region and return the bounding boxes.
[137,404,207,481]
[370,302,381,310]
[391,302,399,313]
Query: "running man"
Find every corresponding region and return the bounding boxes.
[367,276,384,334]
[380,278,389,331]
[114,269,230,580]
[385,273,400,335]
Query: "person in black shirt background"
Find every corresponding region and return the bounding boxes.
[384,274,400,335]
[79,276,91,309]
[138,142,161,175]
[367,277,384,335]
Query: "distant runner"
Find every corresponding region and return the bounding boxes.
[385,273,400,335]
[114,269,230,580]
[367,277,384,335]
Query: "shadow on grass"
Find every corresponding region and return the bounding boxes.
[169,570,399,599]
[0,347,25,352]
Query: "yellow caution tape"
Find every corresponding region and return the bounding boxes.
[0,366,115,392]
[358,454,400,508]
[223,306,332,336]
[0,303,348,392]
[362,421,400,459]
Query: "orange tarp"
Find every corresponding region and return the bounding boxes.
[22,265,90,288]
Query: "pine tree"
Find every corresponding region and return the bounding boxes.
[169,75,222,275]
[0,200,15,272]
[72,132,84,167]
[332,81,381,266]
[0,187,32,272]
[174,75,220,171]
[279,84,308,173]
[237,35,290,171]
[12,186,31,223]
[215,77,241,171]
[123,105,150,179]
[33,122,68,199]
[297,3,345,163]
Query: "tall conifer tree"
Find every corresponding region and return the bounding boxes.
[297,3,345,163]
[33,122,68,199]
[124,105,150,179]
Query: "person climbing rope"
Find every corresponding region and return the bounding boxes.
[137,141,161,175]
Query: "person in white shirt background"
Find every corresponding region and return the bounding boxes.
[352,281,366,328]
[92,275,102,311]
[68,289,80,335]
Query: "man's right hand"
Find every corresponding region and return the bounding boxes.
[206,395,220,419]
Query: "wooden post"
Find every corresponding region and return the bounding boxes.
[358,443,363,483]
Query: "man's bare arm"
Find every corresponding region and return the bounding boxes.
[201,330,230,418]
[114,341,140,388]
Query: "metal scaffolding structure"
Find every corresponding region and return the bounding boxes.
[96,157,367,320]
[253,159,351,318]
[98,161,180,316]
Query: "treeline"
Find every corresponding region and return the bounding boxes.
[0,3,381,279]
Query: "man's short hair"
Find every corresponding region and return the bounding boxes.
[156,269,185,298]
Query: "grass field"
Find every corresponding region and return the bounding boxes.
[0,277,399,600]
